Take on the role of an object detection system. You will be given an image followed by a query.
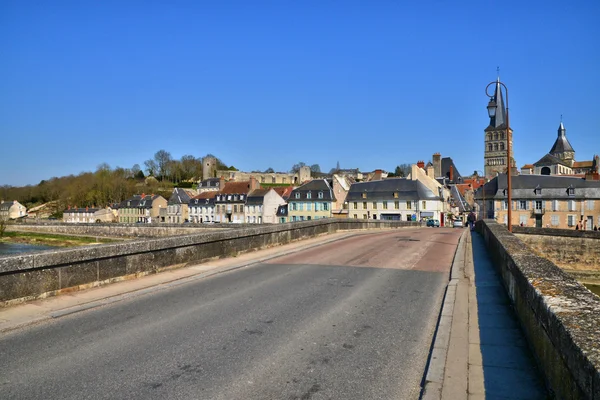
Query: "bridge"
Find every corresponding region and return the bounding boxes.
[0,220,598,399]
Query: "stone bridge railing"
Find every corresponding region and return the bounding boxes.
[0,219,420,306]
[477,220,600,399]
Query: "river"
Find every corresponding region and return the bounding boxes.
[0,242,56,256]
[584,283,600,297]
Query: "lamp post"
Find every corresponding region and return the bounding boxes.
[485,80,512,232]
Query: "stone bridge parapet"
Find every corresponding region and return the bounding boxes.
[478,220,600,399]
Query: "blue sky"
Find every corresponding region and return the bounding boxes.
[1,0,599,186]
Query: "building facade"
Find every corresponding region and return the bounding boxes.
[244,188,286,224]
[0,200,27,220]
[288,179,335,221]
[346,178,444,222]
[214,178,260,223]
[475,174,600,230]
[63,207,116,223]
[188,192,216,223]
[166,188,193,223]
[330,174,351,218]
[118,194,167,223]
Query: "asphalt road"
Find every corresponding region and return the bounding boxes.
[0,228,462,400]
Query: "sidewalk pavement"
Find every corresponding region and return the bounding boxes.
[422,230,548,400]
[0,230,364,334]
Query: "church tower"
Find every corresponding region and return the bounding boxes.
[484,78,515,179]
[549,121,575,167]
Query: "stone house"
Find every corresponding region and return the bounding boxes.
[244,188,287,224]
[475,174,600,230]
[0,200,27,220]
[214,178,260,223]
[330,174,351,218]
[346,178,444,222]
[288,179,335,222]
[118,194,167,224]
[63,206,116,223]
[166,188,194,223]
[188,192,216,223]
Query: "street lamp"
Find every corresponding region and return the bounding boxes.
[485,80,512,232]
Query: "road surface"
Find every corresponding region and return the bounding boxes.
[0,228,462,400]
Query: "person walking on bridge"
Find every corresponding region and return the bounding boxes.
[467,211,476,231]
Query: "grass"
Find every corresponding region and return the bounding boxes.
[0,232,120,247]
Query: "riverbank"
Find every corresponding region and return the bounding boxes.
[0,232,120,248]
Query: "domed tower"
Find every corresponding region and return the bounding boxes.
[202,156,217,180]
[549,121,575,167]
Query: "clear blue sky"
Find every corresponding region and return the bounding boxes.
[1,0,599,186]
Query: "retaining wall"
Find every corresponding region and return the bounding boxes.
[0,219,420,306]
[477,220,600,399]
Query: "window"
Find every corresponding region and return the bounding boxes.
[318,192,323,199]
[568,215,575,227]
[519,200,527,210]
[315,203,320,211]
[307,203,312,211]
[551,215,559,226]
[307,192,312,199]
[535,200,543,210]
[587,200,595,210]
[383,201,388,210]
[291,203,297,211]
[353,202,358,210]
[323,203,329,211]
[299,203,304,211]
[362,193,367,199]
[393,192,399,198]
[227,195,231,201]
[406,201,412,209]
[373,202,377,210]
[394,201,399,209]
[354,214,358,219]
[295,193,300,199]
[534,187,541,195]
[363,214,368,219]
[502,200,508,210]
[363,202,367,209]
[568,200,576,211]
[553,200,559,211]
[519,215,528,226]
[568,187,575,196]
[422,201,426,210]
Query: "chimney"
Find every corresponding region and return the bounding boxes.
[432,153,441,178]
[249,176,260,191]
[450,165,454,182]
[417,160,425,169]
[426,164,434,178]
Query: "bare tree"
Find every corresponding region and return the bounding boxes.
[0,216,7,238]
[154,150,173,180]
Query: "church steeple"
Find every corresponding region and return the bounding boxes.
[488,78,507,129]
[549,120,575,167]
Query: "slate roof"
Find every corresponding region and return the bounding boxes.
[289,179,335,202]
[276,204,288,217]
[475,174,600,200]
[64,208,100,214]
[440,157,463,182]
[450,185,471,213]
[246,189,270,205]
[119,195,163,209]
[169,188,193,205]
[346,178,441,201]
[189,192,216,206]
[549,122,575,155]
[198,178,220,188]
[533,153,570,167]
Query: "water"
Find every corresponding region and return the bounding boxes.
[584,283,600,298]
[0,242,56,256]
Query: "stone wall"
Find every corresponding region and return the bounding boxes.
[512,227,600,271]
[0,219,420,305]
[477,220,600,399]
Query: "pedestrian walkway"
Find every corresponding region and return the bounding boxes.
[466,231,547,399]
[422,230,548,399]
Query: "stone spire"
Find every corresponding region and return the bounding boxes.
[489,78,507,129]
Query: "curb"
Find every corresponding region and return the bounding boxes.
[420,229,468,400]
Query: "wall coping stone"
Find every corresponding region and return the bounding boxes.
[513,226,600,239]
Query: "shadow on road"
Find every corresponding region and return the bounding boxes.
[469,231,548,399]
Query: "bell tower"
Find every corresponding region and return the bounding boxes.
[484,78,514,178]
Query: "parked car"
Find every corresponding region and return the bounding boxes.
[453,219,464,228]
[426,219,440,227]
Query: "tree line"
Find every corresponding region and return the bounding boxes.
[0,151,231,216]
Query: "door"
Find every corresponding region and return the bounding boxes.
[587,216,593,230]
[535,215,542,228]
